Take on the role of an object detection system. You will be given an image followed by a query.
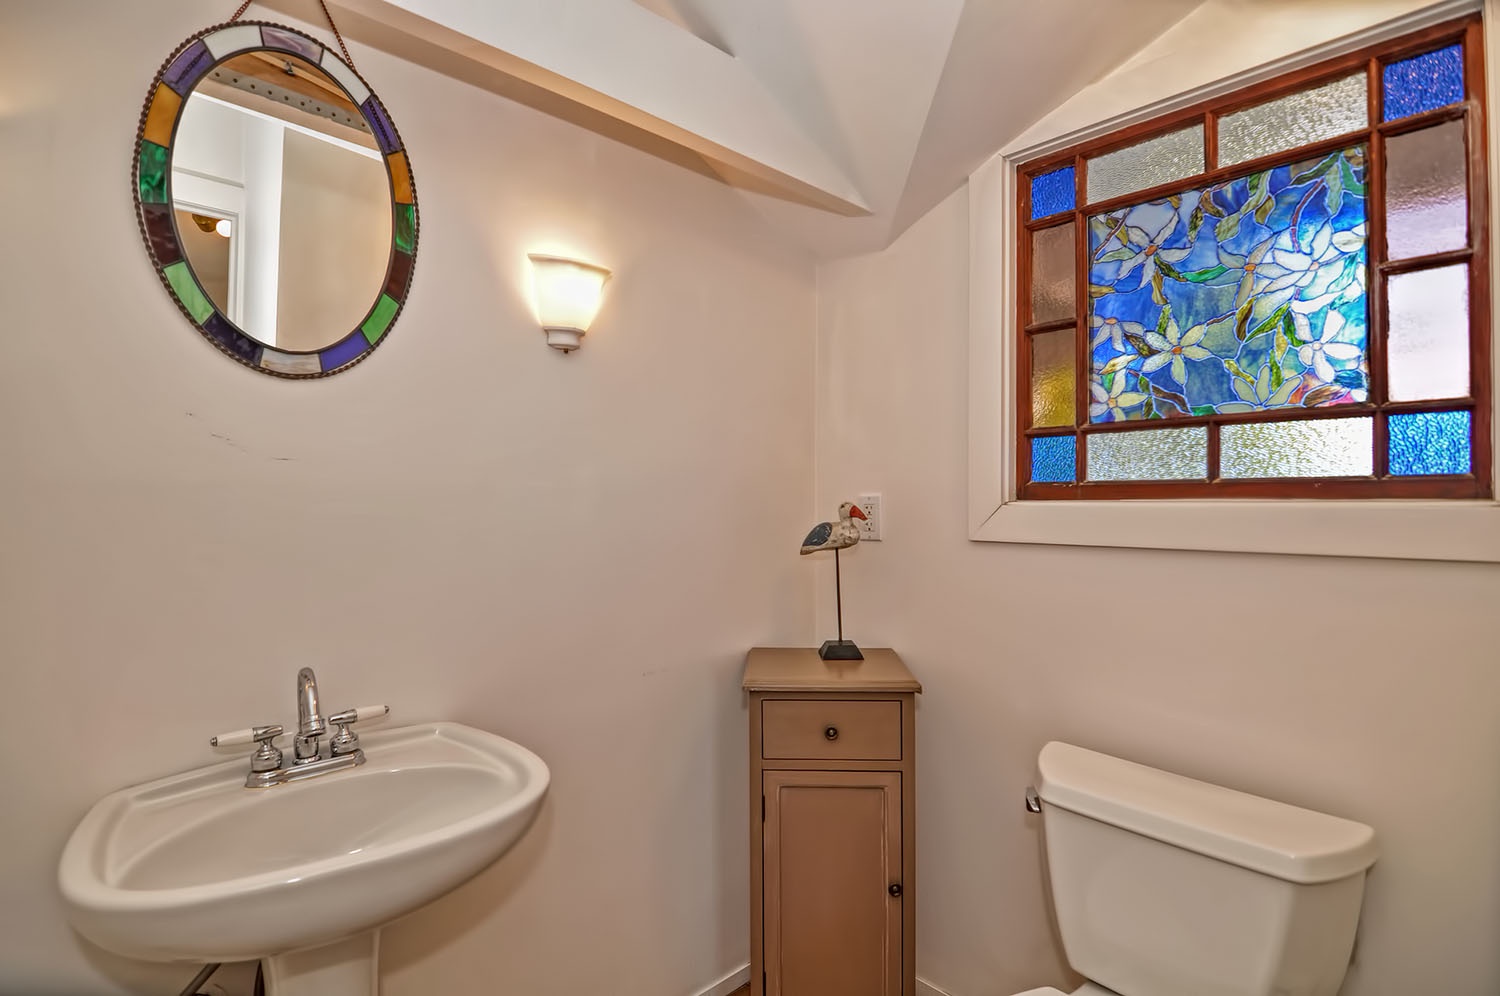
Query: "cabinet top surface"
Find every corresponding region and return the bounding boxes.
[743,647,921,693]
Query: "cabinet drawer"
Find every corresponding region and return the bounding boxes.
[762,699,902,760]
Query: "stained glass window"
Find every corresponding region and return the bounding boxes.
[1016,15,1487,500]
[1088,147,1368,423]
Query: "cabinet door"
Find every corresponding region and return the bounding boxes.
[763,770,902,996]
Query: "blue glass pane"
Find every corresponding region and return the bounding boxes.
[1087,145,1368,423]
[1383,44,1464,122]
[1388,410,1471,476]
[1031,436,1076,483]
[1031,166,1076,220]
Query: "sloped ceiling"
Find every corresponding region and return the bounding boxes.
[259,0,1207,256]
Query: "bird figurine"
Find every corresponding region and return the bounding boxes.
[800,502,868,660]
[800,502,867,554]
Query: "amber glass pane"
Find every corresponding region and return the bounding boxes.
[1031,330,1075,427]
[1031,224,1075,324]
[1388,265,1470,401]
[1385,119,1467,259]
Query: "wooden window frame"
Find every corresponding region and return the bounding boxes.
[1015,15,1490,501]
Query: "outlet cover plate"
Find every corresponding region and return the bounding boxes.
[856,494,881,541]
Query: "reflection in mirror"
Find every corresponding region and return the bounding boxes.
[134,22,417,378]
[171,52,392,351]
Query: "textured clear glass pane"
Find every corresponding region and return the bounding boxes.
[1219,73,1368,168]
[1388,264,1469,401]
[1087,125,1205,204]
[1031,436,1076,483]
[1221,417,1373,478]
[1085,426,1207,481]
[1088,146,1368,423]
[1031,166,1076,220]
[1031,330,1075,428]
[1389,410,1471,475]
[1031,224,1075,324]
[1385,119,1467,259]
[1383,44,1465,122]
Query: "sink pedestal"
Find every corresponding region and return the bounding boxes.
[261,931,379,996]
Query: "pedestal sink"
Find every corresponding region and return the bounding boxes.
[58,722,549,996]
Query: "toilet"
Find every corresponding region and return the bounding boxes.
[1015,741,1379,996]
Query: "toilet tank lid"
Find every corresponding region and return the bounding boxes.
[1037,742,1378,884]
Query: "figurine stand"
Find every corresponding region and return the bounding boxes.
[818,548,863,661]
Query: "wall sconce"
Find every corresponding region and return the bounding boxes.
[527,253,611,353]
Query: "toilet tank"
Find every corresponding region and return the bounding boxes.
[1036,742,1378,996]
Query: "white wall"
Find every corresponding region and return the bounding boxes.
[0,2,815,993]
[814,5,1500,989]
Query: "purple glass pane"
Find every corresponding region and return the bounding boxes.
[320,332,371,372]
[1385,120,1467,259]
[140,203,182,266]
[202,313,262,364]
[259,26,324,64]
[163,40,214,95]
[1383,44,1465,122]
[361,96,399,155]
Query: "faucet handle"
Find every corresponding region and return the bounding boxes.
[328,705,389,757]
[211,724,285,774]
[210,724,284,749]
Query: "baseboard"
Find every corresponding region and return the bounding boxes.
[695,964,750,996]
[692,965,953,996]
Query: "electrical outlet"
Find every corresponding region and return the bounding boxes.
[855,493,882,541]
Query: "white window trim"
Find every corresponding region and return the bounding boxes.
[968,0,1500,562]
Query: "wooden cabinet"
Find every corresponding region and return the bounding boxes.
[745,648,920,996]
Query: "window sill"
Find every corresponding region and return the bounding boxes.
[973,497,1500,562]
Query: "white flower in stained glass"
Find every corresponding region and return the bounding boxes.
[1218,364,1298,413]
[1101,208,1193,290]
[1090,314,1146,352]
[1218,236,1277,308]
[1296,312,1361,382]
[1089,375,1149,422]
[1141,316,1211,386]
[1260,222,1360,296]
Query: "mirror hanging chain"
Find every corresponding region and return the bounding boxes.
[227,0,358,70]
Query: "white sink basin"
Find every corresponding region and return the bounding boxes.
[59,722,548,990]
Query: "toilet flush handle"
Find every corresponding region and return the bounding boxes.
[1024,786,1041,814]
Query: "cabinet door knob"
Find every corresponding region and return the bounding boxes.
[889,883,902,897]
[824,726,839,741]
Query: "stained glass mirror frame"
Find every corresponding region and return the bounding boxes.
[1016,15,1489,500]
[133,21,419,378]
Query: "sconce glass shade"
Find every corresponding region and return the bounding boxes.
[528,254,611,352]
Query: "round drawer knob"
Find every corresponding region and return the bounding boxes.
[824,726,839,741]
[889,883,902,898]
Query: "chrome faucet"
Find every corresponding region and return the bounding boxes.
[209,668,389,788]
[294,666,327,763]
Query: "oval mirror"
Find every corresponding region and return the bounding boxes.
[134,21,418,377]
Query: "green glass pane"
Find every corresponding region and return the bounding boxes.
[394,204,416,254]
[163,260,214,324]
[138,142,169,204]
[361,294,399,344]
[1088,145,1368,423]
[1031,330,1075,427]
[1085,425,1207,481]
